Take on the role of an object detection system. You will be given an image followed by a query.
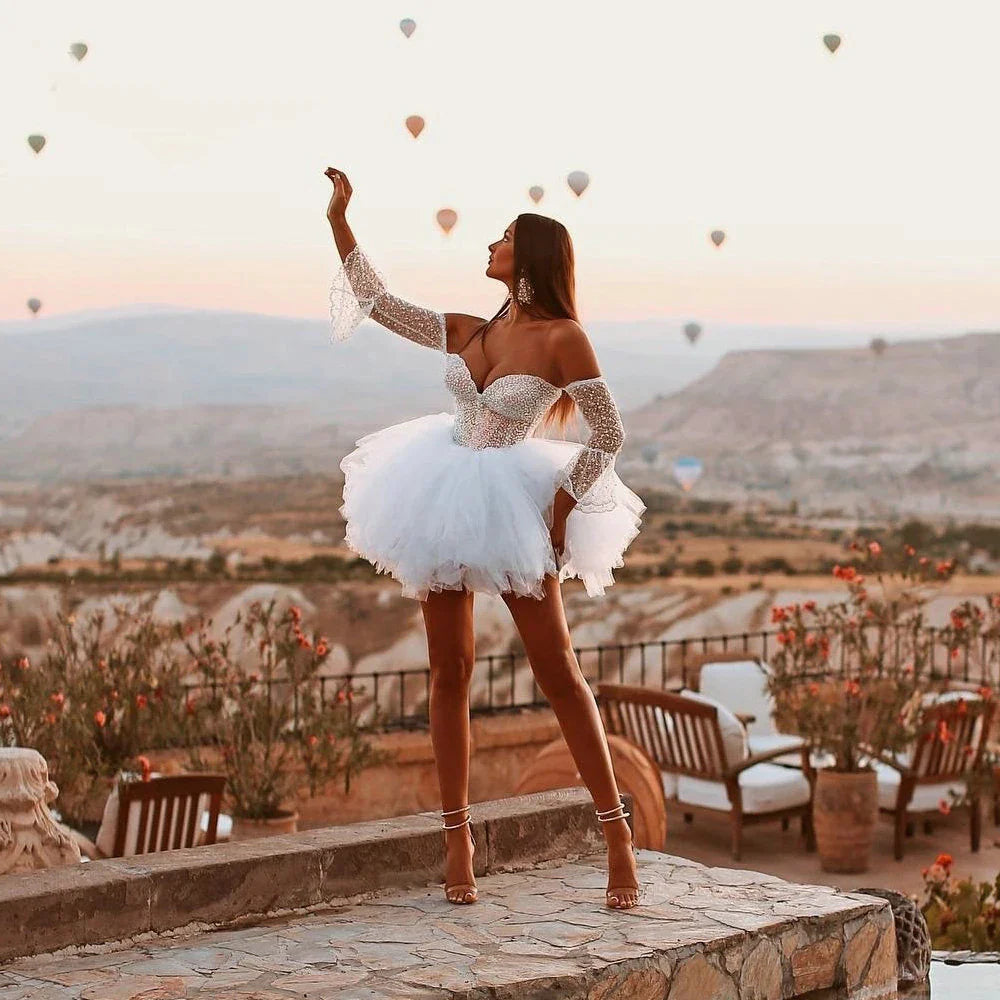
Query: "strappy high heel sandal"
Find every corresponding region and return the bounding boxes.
[596,795,641,909]
[441,806,478,904]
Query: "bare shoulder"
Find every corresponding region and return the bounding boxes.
[444,312,487,354]
[546,319,601,386]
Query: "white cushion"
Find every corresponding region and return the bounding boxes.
[679,689,749,768]
[677,763,811,814]
[871,759,966,812]
[748,732,808,761]
[661,771,678,799]
[699,660,777,738]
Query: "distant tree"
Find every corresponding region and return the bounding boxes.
[690,558,716,577]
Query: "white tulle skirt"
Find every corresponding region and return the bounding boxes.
[339,412,646,602]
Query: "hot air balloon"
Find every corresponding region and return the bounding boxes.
[69,42,88,61]
[400,18,416,38]
[436,208,457,235]
[567,171,589,197]
[27,298,42,316]
[528,185,544,204]
[683,322,702,345]
[870,337,888,357]
[672,456,703,492]
[823,34,841,54]
[405,115,425,139]
[28,134,46,154]
[710,230,725,247]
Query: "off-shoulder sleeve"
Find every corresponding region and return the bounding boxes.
[555,376,626,513]
[329,244,446,351]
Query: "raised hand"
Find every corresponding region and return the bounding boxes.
[325,167,353,222]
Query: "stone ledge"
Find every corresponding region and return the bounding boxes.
[0,851,897,999]
[0,787,610,962]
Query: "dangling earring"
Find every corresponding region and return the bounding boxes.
[516,275,534,306]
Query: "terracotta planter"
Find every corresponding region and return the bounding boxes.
[812,767,878,873]
[230,808,299,841]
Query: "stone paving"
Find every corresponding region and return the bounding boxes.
[0,850,896,1000]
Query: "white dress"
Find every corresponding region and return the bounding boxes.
[328,245,646,602]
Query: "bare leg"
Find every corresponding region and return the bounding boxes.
[501,573,640,908]
[420,585,478,902]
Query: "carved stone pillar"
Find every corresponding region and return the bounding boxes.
[0,747,82,874]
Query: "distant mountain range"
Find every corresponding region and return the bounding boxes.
[1,308,997,520]
[0,307,708,480]
[626,332,1000,518]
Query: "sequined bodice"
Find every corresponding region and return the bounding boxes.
[445,353,563,450]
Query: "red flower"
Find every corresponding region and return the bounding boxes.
[905,545,916,557]
[0,704,10,718]
[50,691,65,707]
[44,712,57,725]
[845,680,861,697]
[98,658,108,671]
[138,755,152,781]
[185,697,197,716]
[919,556,929,566]
[307,734,319,747]
[868,541,882,556]
[770,606,788,624]
[808,683,820,696]
[136,693,148,709]
[94,709,106,727]
[289,605,303,624]
[957,699,968,716]
[803,600,817,612]
[977,686,994,700]
[935,852,953,868]
[17,657,30,670]
[336,689,347,703]
[315,641,329,657]
[938,800,952,816]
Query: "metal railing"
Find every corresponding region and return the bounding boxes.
[183,625,999,733]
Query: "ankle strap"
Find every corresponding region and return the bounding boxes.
[442,814,471,831]
[595,796,625,817]
[597,808,630,823]
[441,805,470,817]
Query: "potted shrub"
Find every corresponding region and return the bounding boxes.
[766,541,972,873]
[178,599,389,840]
[0,600,189,829]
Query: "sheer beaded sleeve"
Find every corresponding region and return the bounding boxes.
[329,244,446,351]
[556,376,626,513]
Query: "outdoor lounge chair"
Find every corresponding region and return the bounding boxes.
[596,682,816,860]
[691,655,808,763]
[867,692,997,860]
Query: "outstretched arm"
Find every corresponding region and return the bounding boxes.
[326,168,447,351]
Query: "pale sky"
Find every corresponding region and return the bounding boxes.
[2,0,998,334]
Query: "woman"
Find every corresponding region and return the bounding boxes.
[325,167,646,909]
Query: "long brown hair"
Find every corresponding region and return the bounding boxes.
[478,213,578,435]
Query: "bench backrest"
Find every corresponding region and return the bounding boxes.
[113,773,226,857]
[597,682,730,780]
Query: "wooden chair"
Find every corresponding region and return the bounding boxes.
[690,655,811,764]
[597,682,815,860]
[869,697,997,860]
[83,773,227,859]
